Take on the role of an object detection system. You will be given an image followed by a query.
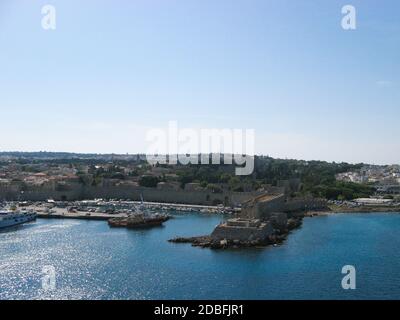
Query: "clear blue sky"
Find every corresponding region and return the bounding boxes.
[0,0,399,164]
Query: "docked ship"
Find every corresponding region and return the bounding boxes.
[0,210,37,229]
[108,213,170,229]
[108,194,170,228]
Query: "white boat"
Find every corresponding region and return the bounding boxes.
[0,210,37,229]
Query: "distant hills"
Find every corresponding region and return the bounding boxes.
[0,151,145,161]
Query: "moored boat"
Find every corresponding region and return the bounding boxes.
[108,213,170,228]
[0,210,37,229]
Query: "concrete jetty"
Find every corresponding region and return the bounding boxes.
[29,206,127,221]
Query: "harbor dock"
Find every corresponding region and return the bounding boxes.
[15,200,236,222]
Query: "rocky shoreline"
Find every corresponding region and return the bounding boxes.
[169,217,302,249]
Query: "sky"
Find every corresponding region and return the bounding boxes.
[0,0,399,164]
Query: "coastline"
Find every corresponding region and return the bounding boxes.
[304,204,400,217]
[21,200,234,222]
[21,200,400,221]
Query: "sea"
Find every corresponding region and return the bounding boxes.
[1,212,400,300]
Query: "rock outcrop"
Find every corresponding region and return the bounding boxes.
[169,216,303,249]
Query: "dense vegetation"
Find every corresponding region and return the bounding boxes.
[138,176,161,188]
[255,157,374,200]
[1,153,376,200]
[172,157,375,200]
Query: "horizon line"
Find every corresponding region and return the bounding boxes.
[0,150,394,166]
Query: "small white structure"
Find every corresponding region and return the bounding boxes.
[354,198,393,205]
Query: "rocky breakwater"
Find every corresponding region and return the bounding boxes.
[169,213,303,249]
[108,213,170,229]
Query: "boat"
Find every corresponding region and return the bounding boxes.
[0,210,37,229]
[108,193,170,229]
[108,213,170,229]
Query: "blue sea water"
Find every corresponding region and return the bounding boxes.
[1,212,400,300]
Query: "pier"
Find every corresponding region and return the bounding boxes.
[18,200,235,222]
[35,207,127,221]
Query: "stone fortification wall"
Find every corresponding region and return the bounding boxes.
[240,194,286,219]
[0,185,262,207]
[240,194,327,220]
[211,222,273,241]
[282,197,327,212]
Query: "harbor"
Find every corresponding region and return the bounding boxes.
[3,194,397,248]
[2,211,400,300]
[11,199,236,222]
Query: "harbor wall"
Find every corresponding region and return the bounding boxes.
[0,185,261,207]
[282,197,327,213]
[211,222,274,241]
[241,195,286,219]
[240,196,328,219]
